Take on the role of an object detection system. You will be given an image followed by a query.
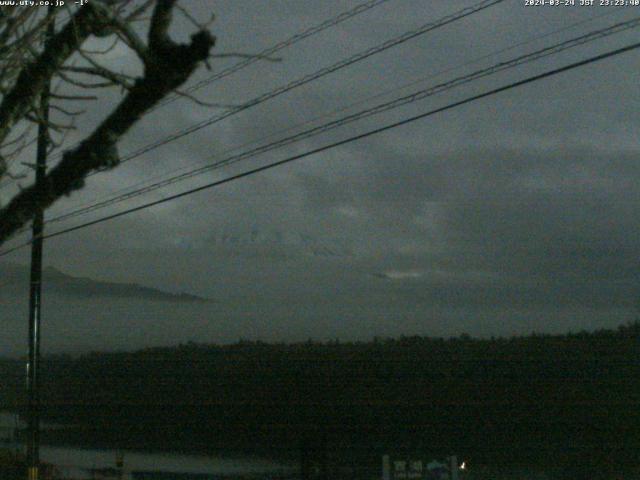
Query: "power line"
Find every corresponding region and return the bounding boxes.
[38,5,631,228]
[40,15,640,228]
[153,0,393,111]
[39,0,504,179]
[108,0,505,169]
[1,39,638,258]
[4,0,507,224]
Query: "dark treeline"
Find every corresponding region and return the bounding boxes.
[1,323,639,479]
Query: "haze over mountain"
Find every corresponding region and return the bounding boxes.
[0,262,209,303]
[2,216,635,358]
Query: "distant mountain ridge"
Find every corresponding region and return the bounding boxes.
[0,262,209,303]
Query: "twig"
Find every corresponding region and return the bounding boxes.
[56,69,124,89]
[50,93,99,101]
[172,89,238,109]
[50,104,86,117]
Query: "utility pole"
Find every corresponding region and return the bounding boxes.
[26,6,55,480]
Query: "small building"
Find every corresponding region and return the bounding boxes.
[382,454,462,480]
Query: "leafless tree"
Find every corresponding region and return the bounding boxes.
[0,0,217,245]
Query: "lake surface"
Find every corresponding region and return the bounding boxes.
[39,445,295,476]
[1,411,293,476]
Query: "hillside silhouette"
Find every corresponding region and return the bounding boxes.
[1,322,639,479]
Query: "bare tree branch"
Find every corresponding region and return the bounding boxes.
[56,69,117,89]
[61,65,134,89]
[0,4,104,148]
[79,34,119,55]
[0,0,216,243]
[49,93,99,101]
[125,0,156,22]
[50,104,86,117]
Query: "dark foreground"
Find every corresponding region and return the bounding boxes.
[2,323,639,480]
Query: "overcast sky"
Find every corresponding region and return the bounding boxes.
[1,0,640,355]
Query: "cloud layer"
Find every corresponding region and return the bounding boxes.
[2,1,639,354]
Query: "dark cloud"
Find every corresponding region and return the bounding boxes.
[2,1,640,354]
